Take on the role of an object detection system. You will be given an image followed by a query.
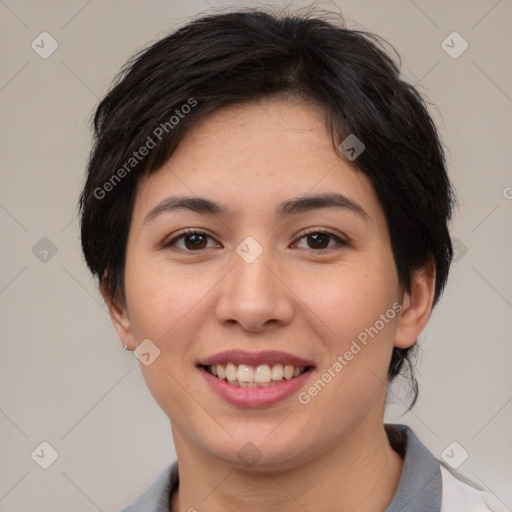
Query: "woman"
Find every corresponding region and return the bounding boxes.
[79,7,505,511]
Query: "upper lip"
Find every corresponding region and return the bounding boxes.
[198,349,315,368]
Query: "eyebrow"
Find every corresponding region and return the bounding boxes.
[143,192,369,223]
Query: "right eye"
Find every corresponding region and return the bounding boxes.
[163,230,221,251]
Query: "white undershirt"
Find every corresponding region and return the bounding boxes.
[440,466,510,512]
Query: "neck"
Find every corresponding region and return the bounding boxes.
[170,422,403,512]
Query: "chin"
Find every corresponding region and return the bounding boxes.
[199,430,314,472]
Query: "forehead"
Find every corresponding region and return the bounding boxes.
[133,97,382,226]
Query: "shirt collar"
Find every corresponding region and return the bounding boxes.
[384,423,442,512]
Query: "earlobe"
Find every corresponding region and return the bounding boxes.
[101,282,135,351]
[394,260,436,349]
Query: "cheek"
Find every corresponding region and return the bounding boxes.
[292,263,398,347]
[299,288,398,433]
[124,253,213,340]
[123,260,216,423]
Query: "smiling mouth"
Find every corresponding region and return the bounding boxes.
[201,363,313,387]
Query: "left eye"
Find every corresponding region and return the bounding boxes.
[294,231,346,250]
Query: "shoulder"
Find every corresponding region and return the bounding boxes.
[440,465,509,512]
[117,461,178,512]
[385,424,508,512]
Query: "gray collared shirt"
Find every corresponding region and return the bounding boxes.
[118,424,497,511]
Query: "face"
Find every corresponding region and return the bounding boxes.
[108,96,431,471]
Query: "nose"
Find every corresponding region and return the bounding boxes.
[215,243,294,334]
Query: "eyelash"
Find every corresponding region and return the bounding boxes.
[163,228,348,253]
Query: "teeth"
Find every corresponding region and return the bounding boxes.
[209,362,307,387]
[236,364,254,382]
[254,364,271,382]
[271,363,284,381]
[225,363,237,381]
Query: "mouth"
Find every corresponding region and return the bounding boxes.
[201,362,313,387]
[197,350,316,407]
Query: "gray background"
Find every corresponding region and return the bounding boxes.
[1,0,511,510]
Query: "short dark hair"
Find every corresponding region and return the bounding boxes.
[79,7,455,404]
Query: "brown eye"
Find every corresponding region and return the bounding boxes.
[294,230,347,251]
[183,233,208,250]
[307,232,331,249]
[164,231,218,251]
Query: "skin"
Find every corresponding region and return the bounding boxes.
[104,96,436,512]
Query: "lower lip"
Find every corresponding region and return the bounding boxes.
[199,367,314,408]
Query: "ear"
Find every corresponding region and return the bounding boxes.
[101,282,136,350]
[394,259,436,349]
